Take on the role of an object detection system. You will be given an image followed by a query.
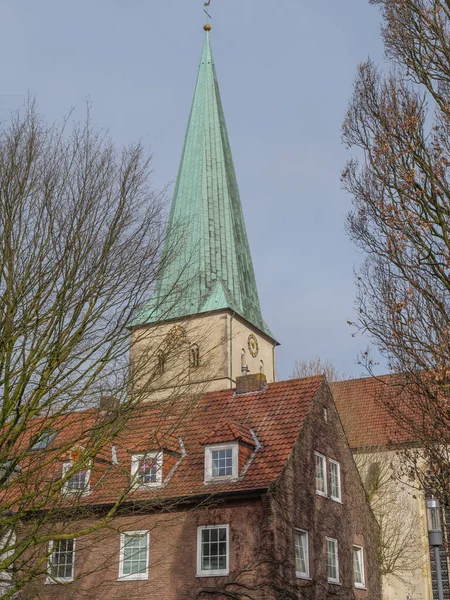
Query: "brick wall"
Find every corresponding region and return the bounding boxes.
[22,498,268,600]
[268,383,382,599]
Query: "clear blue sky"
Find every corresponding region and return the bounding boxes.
[0,0,387,380]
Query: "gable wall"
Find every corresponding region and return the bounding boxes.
[268,382,382,599]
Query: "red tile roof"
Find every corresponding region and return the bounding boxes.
[8,376,325,507]
[332,375,417,449]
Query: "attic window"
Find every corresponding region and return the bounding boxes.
[131,452,163,488]
[31,430,58,451]
[205,443,238,482]
[62,461,91,495]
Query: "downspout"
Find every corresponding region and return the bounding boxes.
[230,313,234,388]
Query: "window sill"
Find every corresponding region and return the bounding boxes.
[196,570,229,578]
[117,575,148,581]
[132,483,163,490]
[45,577,73,585]
[331,497,343,504]
[315,490,327,498]
[296,573,311,580]
[355,584,367,590]
[328,580,341,586]
[204,476,239,484]
[62,489,91,497]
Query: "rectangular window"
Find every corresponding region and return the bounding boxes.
[118,531,149,580]
[353,545,365,588]
[131,452,162,488]
[294,530,309,578]
[329,459,342,502]
[326,538,339,583]
[62,462,90,494]
[212,449,233,477]
[47,539,75,583]
[197,525,229,576]
[205,444,238,482]
[314,452,327,496]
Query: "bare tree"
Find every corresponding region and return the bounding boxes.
[0,99,201,597]
[290,356,344,383]
[342,0,450,504]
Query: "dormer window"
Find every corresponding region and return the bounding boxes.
[205,443,238,482]
[62,462,91,495]
[131,452,163,488]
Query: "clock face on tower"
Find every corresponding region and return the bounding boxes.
[248,334,259,358]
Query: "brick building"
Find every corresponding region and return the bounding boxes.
[2,24,382,600]
[17,375,380,599]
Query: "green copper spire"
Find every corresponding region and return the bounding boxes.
[134,32,273,339]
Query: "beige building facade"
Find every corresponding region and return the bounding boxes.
[333,377,440,600]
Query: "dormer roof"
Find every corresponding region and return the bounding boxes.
[200,421,256,448]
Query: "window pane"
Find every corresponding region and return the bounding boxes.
[122,534,148,576]
[200,527,228,572]
[295,531,308,576]
[50,539,74,580]
[327,539,338,581]
[353,546,364,585]
[138,457,158,484]
[67,469,87,491]
[330,461,341,500]
[211,449,233,477]
[315,454,325,493]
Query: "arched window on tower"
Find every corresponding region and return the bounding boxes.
[190,344,200,368]
[157,350,166,375]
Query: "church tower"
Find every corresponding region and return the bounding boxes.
[131,27,277,396]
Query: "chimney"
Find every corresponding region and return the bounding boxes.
[235,372,267,395]
[241,364,249,377]
[99,396,119,414]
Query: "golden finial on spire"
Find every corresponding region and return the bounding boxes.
[204,23,211,31]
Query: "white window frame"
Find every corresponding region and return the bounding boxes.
[131,452,163,489]
[294,529,309,579]
[61,461,91,496]
[204,443,238,482]
[0,530,16,590]
[314,452,327,497]
[118,531,150,581]
[329,459,342,503]
[353,545,366,589]
[326,537,339,584]
[46,539,76,584]
[196,525,230,577]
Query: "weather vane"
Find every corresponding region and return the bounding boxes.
[203,0,212,29]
